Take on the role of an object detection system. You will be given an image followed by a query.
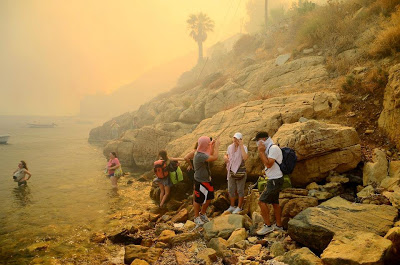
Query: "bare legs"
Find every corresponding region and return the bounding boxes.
[229,196,244,209]
[158,183,170,207]
[258,201,282,227]
[194,200,211,218]
[110,176,118,189]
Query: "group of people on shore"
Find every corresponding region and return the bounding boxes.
[150,131,285,235]
[104,128,284,235]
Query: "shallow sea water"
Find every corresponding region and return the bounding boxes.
[0,116,152,264]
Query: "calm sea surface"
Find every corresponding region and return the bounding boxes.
[0,116,150,264]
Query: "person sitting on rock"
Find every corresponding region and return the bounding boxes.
[253,131,284,235]
[154,150,184,208]
[224,132,248,214]
[193,136,220,226]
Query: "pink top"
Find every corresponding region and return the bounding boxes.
[107,158,120,175]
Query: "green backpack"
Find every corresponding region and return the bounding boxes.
[257,175,291,192]
[257,176,268,192]
[169,166,183,185]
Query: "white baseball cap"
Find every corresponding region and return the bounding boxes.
[233,132,243,140]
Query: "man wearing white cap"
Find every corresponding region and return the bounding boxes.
[224,132,248,214]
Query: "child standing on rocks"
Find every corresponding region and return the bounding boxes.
[193,136,220,226]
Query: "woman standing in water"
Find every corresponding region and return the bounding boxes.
[107,152,121,189]
[13,161,32,186]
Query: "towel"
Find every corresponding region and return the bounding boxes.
[197,136,211,155]
[227,143,243,174]
[264,137,274,155]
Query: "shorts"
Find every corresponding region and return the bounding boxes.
[108,173,115,177]
[194,180,214,204]
[154,176,173,187]
[227,174,247,198]
[259,177,283,204]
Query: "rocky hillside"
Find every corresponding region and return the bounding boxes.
[89,0,400,174]
[88,1,400,264]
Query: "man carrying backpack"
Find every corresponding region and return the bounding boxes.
[253,131,284,235]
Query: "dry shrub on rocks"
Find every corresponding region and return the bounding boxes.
[370,7,400,57]
[341,67,388,94]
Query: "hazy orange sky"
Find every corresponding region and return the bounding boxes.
[0,0,251,116]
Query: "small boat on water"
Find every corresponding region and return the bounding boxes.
[0,134,10,144]
[27,123,57,128]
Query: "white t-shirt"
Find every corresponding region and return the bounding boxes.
[265,145,283,180]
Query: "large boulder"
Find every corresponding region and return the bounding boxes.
[384,227,400,263]
[203,214,245,240]
[383,185,400,209]
[207,237,229,257]
[273,120,361,187]
[166,92,341,180]
[281,196,319,229]
[124,245,163,264]
[378,63,400,150]
[321,231,392,265]
[103,123,194,168]
[363,148,389,186]
[288,196,398,252]
[279,247,323,265]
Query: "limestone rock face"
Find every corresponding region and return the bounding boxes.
[273,120,361,186]
[203,215,244,240]
[280,247,323,265]
[288,196,398,252]
[166,92,341,180]
[89,112,133,142]
[321,231,392,265]
[103,123,193,168]
[89,55,328,143]
[236,56,328,94]
[203,80,253,118]
[363,148,389,186]
[378,64,400,149]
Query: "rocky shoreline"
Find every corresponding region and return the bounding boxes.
[90,164,400,265]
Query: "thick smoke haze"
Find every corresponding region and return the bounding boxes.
[1,0,318,116]
[0,0,249,116]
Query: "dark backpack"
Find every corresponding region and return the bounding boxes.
[167,160,179,172]
[269,145,297,175]
[154,160,169,179]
